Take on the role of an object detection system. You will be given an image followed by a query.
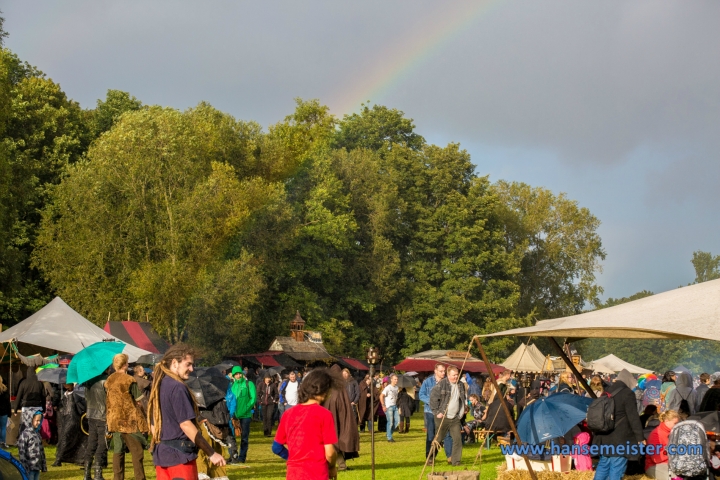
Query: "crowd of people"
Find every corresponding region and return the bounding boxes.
[4,348,720,480]
[486,367,720,480]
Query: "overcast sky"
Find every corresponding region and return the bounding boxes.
[4,1,719,300]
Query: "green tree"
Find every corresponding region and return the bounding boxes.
[34,104,278,351]
[691,251,720,283]
[87,89,143,139]
[494,181,606,321]
[335,103,425,152]
[0,49,88,325]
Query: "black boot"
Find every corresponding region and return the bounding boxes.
[83,461,92,480]
[93,465,105,480]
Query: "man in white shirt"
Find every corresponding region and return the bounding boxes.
[279,371,299,418]
[380,374,400,442]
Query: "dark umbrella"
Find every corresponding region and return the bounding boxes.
[136,353,163,366]
[37,367,68,384]
[689,411,720,433]
[517,392,593,444]
[266,366,285,377]
[186,367,230,408]
[213,360,239,372]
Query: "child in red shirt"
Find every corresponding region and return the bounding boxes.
[646,410,681,478]
[273,369,341,480]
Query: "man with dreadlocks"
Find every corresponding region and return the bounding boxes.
[146,344,225,480]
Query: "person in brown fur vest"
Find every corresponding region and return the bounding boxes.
[105,354,148,480]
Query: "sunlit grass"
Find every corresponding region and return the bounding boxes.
[14,411,504,479]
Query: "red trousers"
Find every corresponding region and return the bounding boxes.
[155,460,198,480]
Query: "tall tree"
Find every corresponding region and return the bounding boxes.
[691,251,720,283]
[34,104,277,349]
[335,103,425,152]
[87,89,143,139]
[0,49,88,325]
[494,181,606,321]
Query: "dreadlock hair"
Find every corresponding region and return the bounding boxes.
[297,368,344,404]
[147,343,198,451]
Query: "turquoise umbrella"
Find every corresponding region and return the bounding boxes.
[67,341,125,385]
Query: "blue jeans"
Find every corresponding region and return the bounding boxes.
[27,471,40,480]
[424,412,452,458]
[0,415,7,444]
[237,417,252,462]
[594,456,628,480]
[386,405,400,440]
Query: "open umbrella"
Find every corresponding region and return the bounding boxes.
[186,367,230,408]
[135,353,163,366]
[517,393,594,444]
[395,375,416,389]
[213,360,239,372]
[67,341,125,385]
[37,367,68,384]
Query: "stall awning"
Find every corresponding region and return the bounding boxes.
[483,278,720,342]
[254,355,281,367]
[337,357,369,371]
[394,358,503,374]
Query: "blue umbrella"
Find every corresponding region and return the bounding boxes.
[517,393,593,444]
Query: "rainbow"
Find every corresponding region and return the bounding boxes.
[332,0,503,115]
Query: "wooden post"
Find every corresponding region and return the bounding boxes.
[548,337,596,399]
[473,336,537,480]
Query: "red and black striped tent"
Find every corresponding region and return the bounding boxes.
[103,321,170,354]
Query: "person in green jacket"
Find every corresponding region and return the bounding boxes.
[225,366,256,463]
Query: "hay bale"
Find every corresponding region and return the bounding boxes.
[496,463,654,480]
[428,471,480,480]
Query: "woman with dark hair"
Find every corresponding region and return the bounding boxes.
[272,368,341,480]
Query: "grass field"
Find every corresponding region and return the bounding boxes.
[16,411,505,479]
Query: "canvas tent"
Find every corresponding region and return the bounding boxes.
[501,343,548,373]
[483,278,720,342]
[0,297,151,362]
[590,354,652,374]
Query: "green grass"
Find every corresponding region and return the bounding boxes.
[16,412,505,479]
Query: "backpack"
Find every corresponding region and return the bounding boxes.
[677,390,692,416]
[668,420,707,477]
[586,393,615,433]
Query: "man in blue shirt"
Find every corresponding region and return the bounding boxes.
[419,364,453,461]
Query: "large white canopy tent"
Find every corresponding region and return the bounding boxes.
[0,297,152,362]
[483,278,720,342]
[591,353,652,374]
[501,343,548,373]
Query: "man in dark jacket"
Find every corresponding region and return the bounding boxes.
[342,369,360,422]
[429,366,466,466]
[699,373,720,412]
[695,373,711,412]
[259,375,279,437]
[12,368,45,414]
[592,369,644,480]
[84,374,109,480]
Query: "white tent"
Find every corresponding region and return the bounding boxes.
[588,361,616,374]
[501,343,548,373]
[483,278,720,342]
[590,354,652,374]
[0,297,151,362]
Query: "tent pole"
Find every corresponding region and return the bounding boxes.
[473,336,537,480]
[548,337,596,399]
